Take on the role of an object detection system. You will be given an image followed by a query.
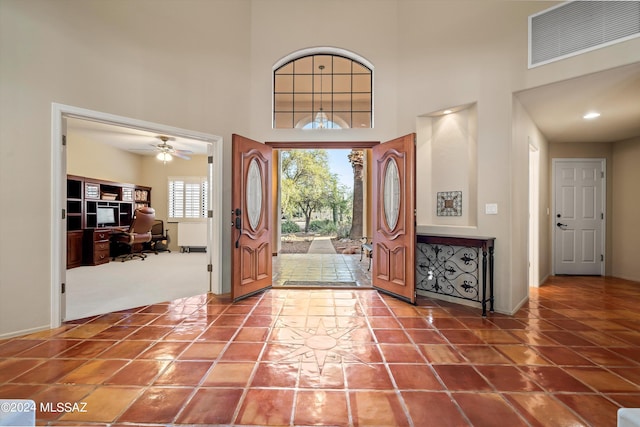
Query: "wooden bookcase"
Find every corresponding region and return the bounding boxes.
[66,175,151,268]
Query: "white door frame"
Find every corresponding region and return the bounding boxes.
[528,143,540,287]
[551,158,606,276]
[51,103,224,328]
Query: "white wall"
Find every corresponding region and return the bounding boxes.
[512,97,550,291]
[611,136,640,281]
[416,105,478,227]
[0,0,251,337]
[67,131,143,185]
[1,0,640,336]
[247,0,400,143]
[396,0,639,314]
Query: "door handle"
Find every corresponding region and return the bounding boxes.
[233,209,242,248]
[557,222,568,229]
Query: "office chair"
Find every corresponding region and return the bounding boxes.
[112,207,156,261]
[145,219,171,254]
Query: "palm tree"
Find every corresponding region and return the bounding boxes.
[348,150,364,239]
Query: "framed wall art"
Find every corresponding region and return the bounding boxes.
[437,191,462,216]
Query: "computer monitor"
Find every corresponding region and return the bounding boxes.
[97,206,117,227]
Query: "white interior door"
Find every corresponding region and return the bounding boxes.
[553,159,605,275]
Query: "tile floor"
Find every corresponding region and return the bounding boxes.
[1,274,640,426]
[273,254,372,287]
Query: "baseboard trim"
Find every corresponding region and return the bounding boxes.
[0,324,51,340]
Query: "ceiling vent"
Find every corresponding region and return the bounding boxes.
[529,1,640,68]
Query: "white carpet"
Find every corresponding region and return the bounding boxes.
[65,251,210,321]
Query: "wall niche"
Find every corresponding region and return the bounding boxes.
[416,103,478,227]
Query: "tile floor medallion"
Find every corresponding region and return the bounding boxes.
[274,318,369,374]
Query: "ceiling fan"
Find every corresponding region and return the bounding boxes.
[136,135,193,161]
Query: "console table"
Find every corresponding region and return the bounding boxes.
[416,234,495,316]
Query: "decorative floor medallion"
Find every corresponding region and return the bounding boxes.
[274,318,370,373]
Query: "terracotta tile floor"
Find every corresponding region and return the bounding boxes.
[1,275,640,426]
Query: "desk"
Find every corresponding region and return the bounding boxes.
[416,234,495,316]
[83,229,111,266]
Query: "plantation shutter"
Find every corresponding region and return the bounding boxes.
[168,177,208,219]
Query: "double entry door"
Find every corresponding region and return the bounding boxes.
[231,134,417,304]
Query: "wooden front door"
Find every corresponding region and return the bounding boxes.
[371,134,416,303]
[231,134,273,301]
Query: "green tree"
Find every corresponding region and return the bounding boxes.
[281,149,342,233]
[348,150,364,239]
[328,180,351,225]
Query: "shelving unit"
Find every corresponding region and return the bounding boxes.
[66,175,151,268]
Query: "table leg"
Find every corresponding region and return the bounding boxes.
[482,248,487,317]
[489,246,495,312]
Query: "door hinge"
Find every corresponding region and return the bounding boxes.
[62,135,67,146]
[208,155,213,164]
[208,210,214,218]
[601,213,604,220]
[62,209,66,220]
[601,171,604,178]
[601,254,604,262]
[207,264,213,272]
[61,283,66,294]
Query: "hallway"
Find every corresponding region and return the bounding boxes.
[1,276,639,425]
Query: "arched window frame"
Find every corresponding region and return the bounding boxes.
[272,47,374,129]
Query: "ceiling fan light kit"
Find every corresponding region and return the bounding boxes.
[152,135,192,162]
[156,152,173,163]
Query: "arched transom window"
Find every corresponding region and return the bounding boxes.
[273,53,372,129]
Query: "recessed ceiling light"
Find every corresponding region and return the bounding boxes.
[443,109,453,115]
[583,112,601,119]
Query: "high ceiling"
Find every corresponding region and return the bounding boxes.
[516,62,640,143]
[67,61,640,151]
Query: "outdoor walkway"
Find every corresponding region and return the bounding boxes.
[306,236,337,254]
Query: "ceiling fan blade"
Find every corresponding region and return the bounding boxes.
[172,152,191,160]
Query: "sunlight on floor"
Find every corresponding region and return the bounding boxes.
[272,254,372,287]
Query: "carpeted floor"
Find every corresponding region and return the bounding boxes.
[65,252,210,321]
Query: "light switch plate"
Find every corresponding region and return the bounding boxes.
[485,203,498,215]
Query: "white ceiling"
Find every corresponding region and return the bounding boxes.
[516,62,640,143]
[67,61,640,150]
[66,118,209,156]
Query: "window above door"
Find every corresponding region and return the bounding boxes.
[273,51,373,130]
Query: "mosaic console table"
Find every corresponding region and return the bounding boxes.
[416,234,495,316]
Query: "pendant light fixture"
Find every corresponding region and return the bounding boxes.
[314,65,328,128]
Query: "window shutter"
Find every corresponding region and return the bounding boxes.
[168,177,208,219]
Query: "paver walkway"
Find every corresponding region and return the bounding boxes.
[306,236,337,254]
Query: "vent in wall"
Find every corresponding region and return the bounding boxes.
[529,1,640,68]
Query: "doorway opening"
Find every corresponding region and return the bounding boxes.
[51,103,223,327]
[266,141,379,289]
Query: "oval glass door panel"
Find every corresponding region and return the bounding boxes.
[246,158,263,231]
[383,158,401,230]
